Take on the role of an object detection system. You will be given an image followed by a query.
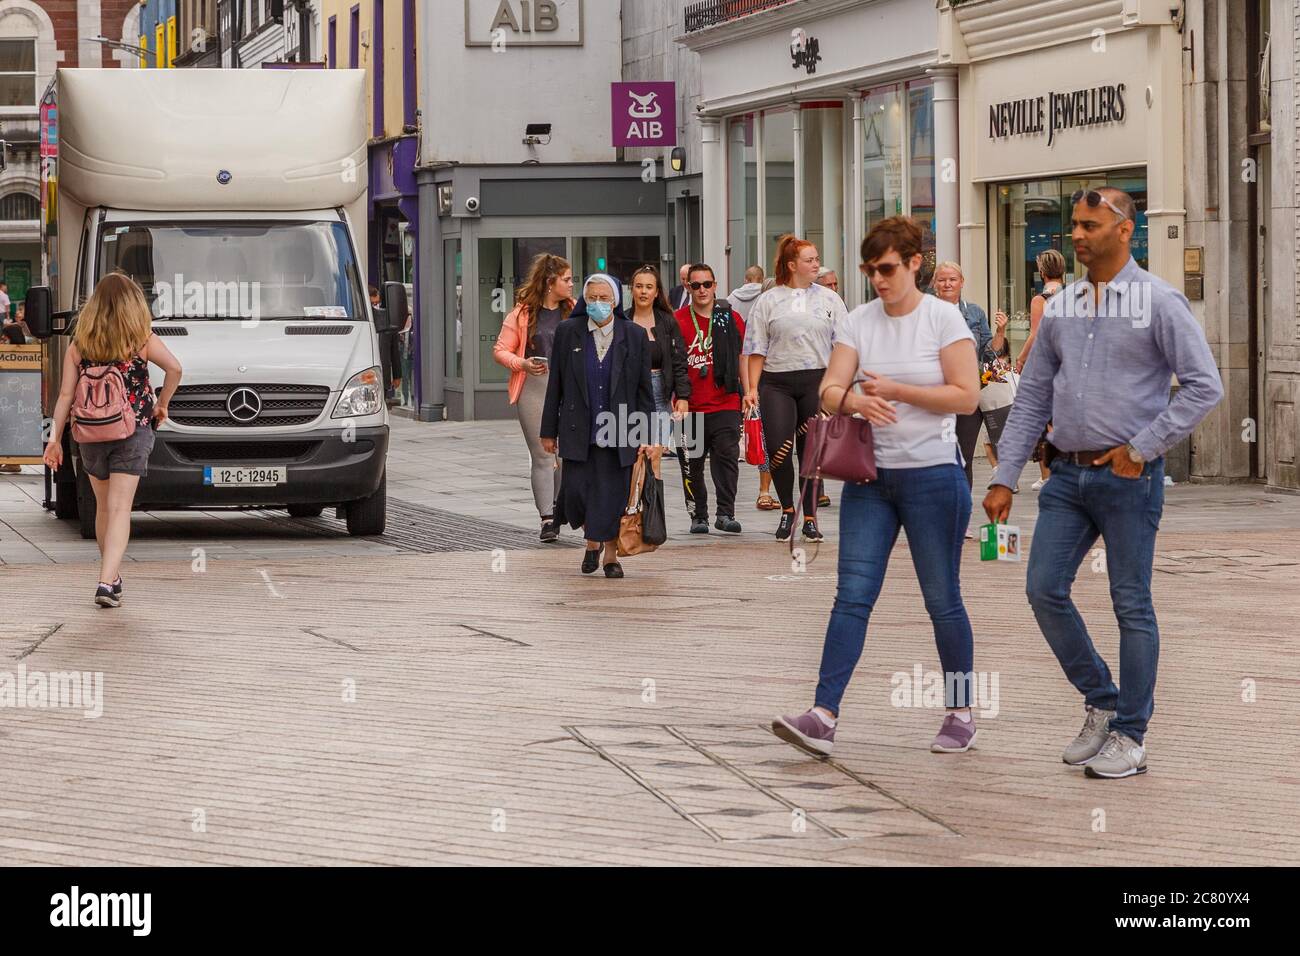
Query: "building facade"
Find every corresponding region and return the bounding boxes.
[322,0,417,410]
[417,0,659,422]
[943,0,1295,489]
[624,0,706,281]
[942,0,1178,404]
[680,0,950,306]
[0,0,140,316]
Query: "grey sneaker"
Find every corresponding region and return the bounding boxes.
[1062,705,1115,765]
[772,709,836,757]
[1085,731,1147,779]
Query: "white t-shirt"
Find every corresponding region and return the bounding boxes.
[743,284,847,371]
[833,295,975,469]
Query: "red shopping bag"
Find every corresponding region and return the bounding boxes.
[744,406,767,467]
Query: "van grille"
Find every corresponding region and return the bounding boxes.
[170,441,321,463]
[170,383,332,427]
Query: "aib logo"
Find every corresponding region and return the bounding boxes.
[790,28,821,75]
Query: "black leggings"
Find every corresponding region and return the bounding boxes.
[759,368,824,515]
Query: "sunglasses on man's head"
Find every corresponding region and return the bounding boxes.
[689,280,715,290]
[1071,189,1131,222]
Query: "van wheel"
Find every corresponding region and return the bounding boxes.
[345,472,386,536]
[287,503,325,518]
[76,467,98,540]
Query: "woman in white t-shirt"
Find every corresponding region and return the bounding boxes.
[743,235,848,543]
[771,216,984,758]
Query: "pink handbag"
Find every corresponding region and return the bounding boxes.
[799,381,877,485]
[790,381,876,561]
[71,363,137,444]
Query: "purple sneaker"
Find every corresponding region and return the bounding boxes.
[931,713,977,753]
[772,709,836,757]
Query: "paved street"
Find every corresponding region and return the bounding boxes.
[1,419,1298,865]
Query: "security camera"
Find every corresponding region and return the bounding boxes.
[465,197,480,214]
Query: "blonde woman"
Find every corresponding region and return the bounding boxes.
[493,253,575,542]
[43,272,183,607]
[1017,249,1066,490]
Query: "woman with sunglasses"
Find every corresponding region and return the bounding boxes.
[743,235,848,543]
[772,216,982,757]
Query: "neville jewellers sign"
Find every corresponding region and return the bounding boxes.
[988,83,1127,147]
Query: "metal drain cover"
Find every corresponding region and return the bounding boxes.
[566,723,957,842]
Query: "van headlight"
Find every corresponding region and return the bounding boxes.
[332,367,383,418]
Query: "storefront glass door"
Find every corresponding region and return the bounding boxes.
[576,235,662,310]
[996,169,1148,355]
[800,103,846,289]
[727,114,759,285]
[445,238,462,382]
[860,79,937,300]
[477,237,565,385]
[763,110,795,269]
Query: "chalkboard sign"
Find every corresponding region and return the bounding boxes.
[0,345,44,463]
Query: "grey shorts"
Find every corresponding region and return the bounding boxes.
[79,425,155,479]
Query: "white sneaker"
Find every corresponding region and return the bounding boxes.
[964,528,974,540]
[1031,478,1047,491]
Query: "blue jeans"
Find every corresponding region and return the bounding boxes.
[814,464,974,713]
[1026,457,1165,744]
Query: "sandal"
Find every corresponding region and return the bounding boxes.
[756,494,779,511]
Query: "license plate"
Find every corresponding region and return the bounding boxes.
[203,466,287,487]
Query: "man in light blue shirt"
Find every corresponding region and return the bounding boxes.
[984,187,1223,779]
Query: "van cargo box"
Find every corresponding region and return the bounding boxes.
[56,68,368,211]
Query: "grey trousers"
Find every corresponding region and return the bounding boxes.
[518,371,561,519]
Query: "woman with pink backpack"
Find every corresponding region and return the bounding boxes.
[43,272,183,607]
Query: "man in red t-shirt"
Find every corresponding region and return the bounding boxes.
[675,263,748,535]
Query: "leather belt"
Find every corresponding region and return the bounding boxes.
[1058,449,1111,467]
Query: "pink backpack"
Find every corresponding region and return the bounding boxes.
[72,362,137,444]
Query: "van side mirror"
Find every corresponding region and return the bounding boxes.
[381,281,408,334]
[24,286,53,339]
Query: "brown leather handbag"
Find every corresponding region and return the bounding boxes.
[617,451,660,557]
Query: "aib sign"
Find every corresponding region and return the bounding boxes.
[611,82,676,149]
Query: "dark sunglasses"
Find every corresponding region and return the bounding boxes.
[1071,189,1130,221]
[861,261,905,279]
[689,280,715,290]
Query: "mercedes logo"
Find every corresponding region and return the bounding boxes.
[227,387,262,423]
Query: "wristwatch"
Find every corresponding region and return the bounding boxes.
[1125,443,1145,465]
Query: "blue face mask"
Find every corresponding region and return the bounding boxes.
[587,300,614,324]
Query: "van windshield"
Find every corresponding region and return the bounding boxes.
[97,221,367,322]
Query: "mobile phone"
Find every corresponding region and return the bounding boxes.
[532,356,549,366]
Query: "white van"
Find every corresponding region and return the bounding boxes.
[25,68,399,537]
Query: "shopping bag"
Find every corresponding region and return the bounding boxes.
[979,369,1019,413]
[640,467,667,546]
[744,405,767,466]
[617,451,661,557]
